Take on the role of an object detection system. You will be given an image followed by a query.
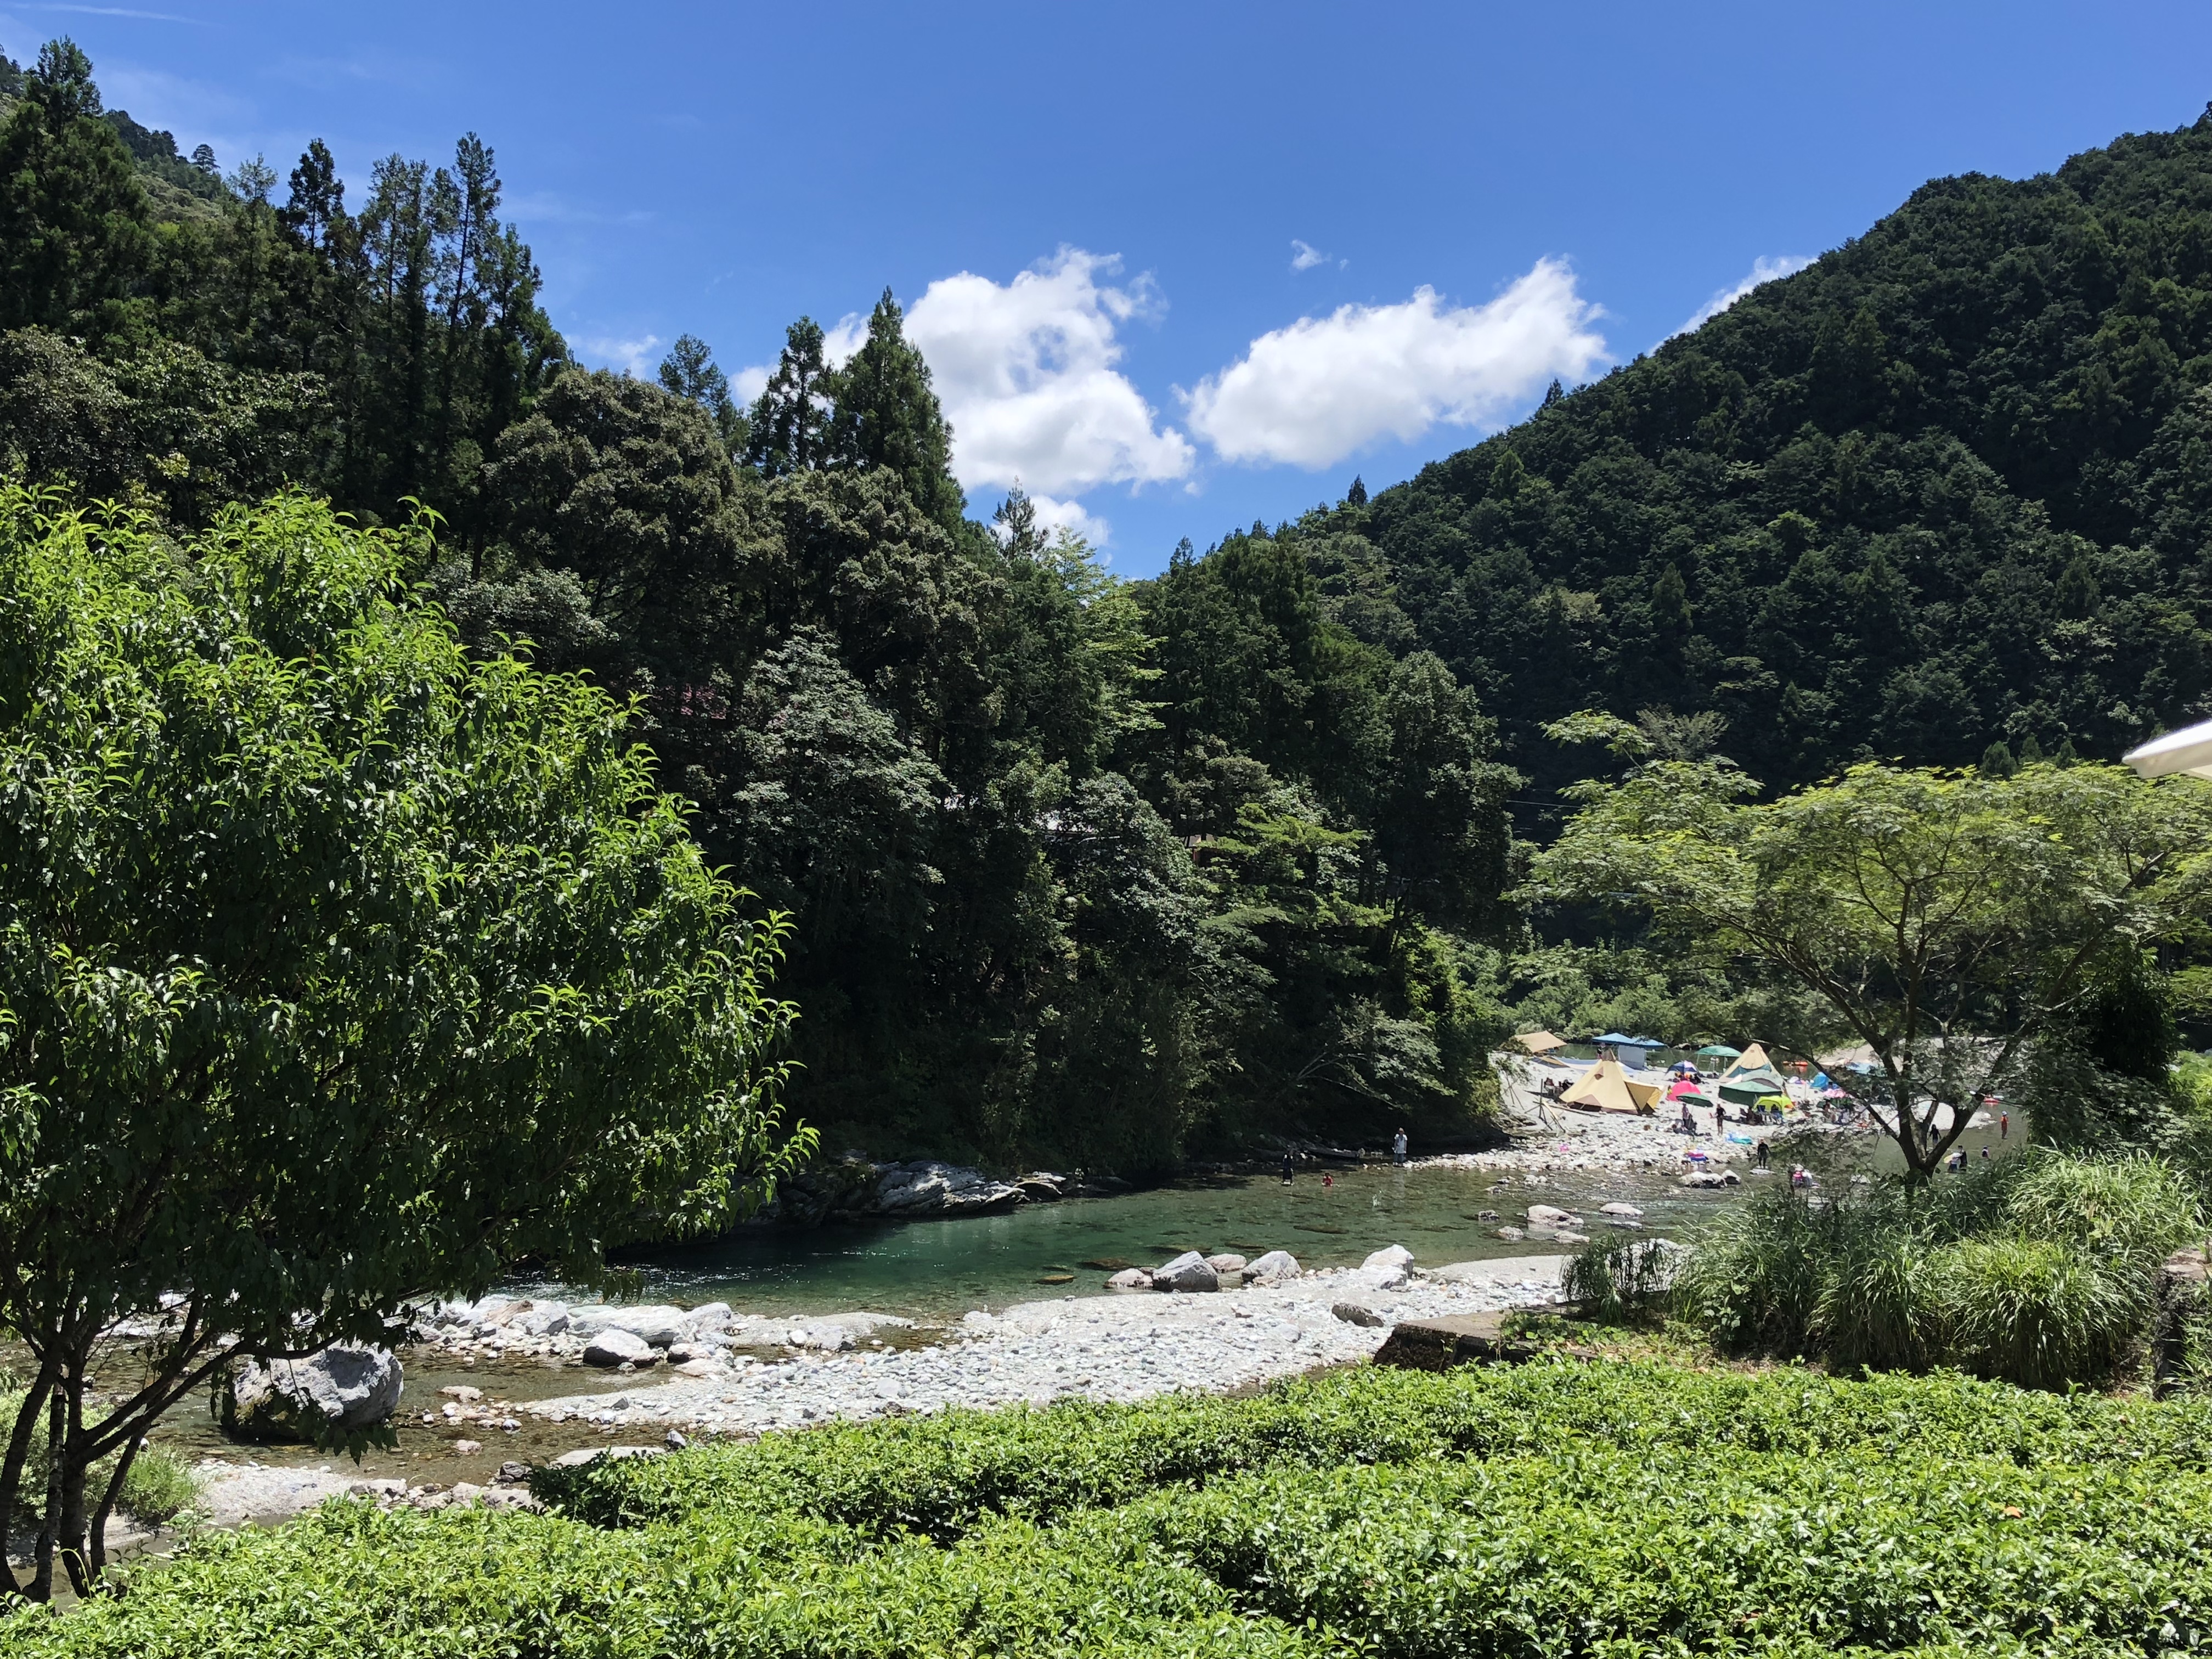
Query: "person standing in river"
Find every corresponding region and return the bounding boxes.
[1392,1127,1408,1165]
[1280,1149,1296,1185]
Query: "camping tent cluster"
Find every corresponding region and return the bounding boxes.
[1496,1032,1808,1119]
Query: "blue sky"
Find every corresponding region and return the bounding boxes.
[10,0,2207,574]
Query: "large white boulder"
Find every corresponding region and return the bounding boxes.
[1358,1244,1414,1290]
[582,1327,658,1368]
[221,1346,403,1442]
[1106,1268,1154,1290]
[1151,1251,1220,1293]
[1245,1250,1301,1285]
[1527,1204,1577,1226]
[569,1305,688,1347]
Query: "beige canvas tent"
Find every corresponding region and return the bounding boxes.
[1561,1058,1662,1115]
[1730,1042,1773,1074]
[1510,1030,1566,1054]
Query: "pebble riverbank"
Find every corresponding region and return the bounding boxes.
[518,1252,1571,1443]
[174,1249,1572,1527]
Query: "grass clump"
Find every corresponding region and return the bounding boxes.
[1668,1145,2203,1387]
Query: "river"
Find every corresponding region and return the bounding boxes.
[568,1155,1758,1320]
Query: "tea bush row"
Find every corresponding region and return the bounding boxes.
[15,1361,2212,1657]
[542,1355,2212,1536]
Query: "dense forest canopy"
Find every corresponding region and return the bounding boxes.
[4,33,2211,1168]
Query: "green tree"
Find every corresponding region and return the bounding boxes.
[658,332,747,454]
[0,39,150,335]
[821,287,964,531]
[473,366,764,686]
[0,487,804,1598]
[1373,652,1518,934]
[1532,760,2212,1179]
[744,316,833,477]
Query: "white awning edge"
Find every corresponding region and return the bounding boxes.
[2125,718,2212,780]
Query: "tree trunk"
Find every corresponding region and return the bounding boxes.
[0,1364,53,1599]
[86,1435,142,1582]
[30,1386,63,1601]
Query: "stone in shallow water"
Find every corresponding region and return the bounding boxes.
[1150,1251,1220,1293]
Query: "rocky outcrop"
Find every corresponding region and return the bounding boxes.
[220,1346,403,1442]
[1245,1250,1301,1285]
[772,1155,1036,1222]
[874,1160,1025,1217]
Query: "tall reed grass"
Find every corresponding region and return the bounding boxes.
[1622,1146,2205,1388]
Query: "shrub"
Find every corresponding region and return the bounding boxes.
[1936,1234,2145,1390]
[115,1446,198,1527]
[1680,1147,2205,1386]
[1560,1234,1680,1321]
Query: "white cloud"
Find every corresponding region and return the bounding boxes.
[821,312,868,368]
[731,362,770,405]
[577,333,662,377]
[1182,259,1609,469]
[1674,255,1813,337]
[1289,239,1329,272]
[903,247,1194,496]
[1027,493,1112,548]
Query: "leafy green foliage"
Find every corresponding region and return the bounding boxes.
[0,485,802,1593]
[1533,758,2212,1175]
[16,1362,2212,1656]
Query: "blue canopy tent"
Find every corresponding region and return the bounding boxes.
[1594,1032,1662,1069]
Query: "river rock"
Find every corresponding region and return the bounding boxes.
[1494,1226,1525,1241]
[1358,1244,1414,1290]
[1205,1253,1248,1274]
[1151,1251,1220,1293]
[221,1346,404,1442]
[570,1305,688,1347]
[1553,1230,1592,1245]
[1331,1302,1386,1327]
[1599,1202,1644,1217]
[1245,1250,1300,1285]
[1014,1171,1067,1203]
[873,1160,1024,1218]
[1527,1204,1576,1226]
[1106,1268,1154,1290]
[1679,1170,1740,1188]
[452,1438,482,1456]
[582,1328,658,1368]
[685,1302,735,1331]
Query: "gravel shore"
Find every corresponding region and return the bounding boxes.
[518,1253,1570,1441]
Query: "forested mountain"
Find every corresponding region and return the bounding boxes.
[7,32,2211,1171]
[1263,105,2212,817]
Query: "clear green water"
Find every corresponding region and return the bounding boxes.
[572,1160,1759,1320]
